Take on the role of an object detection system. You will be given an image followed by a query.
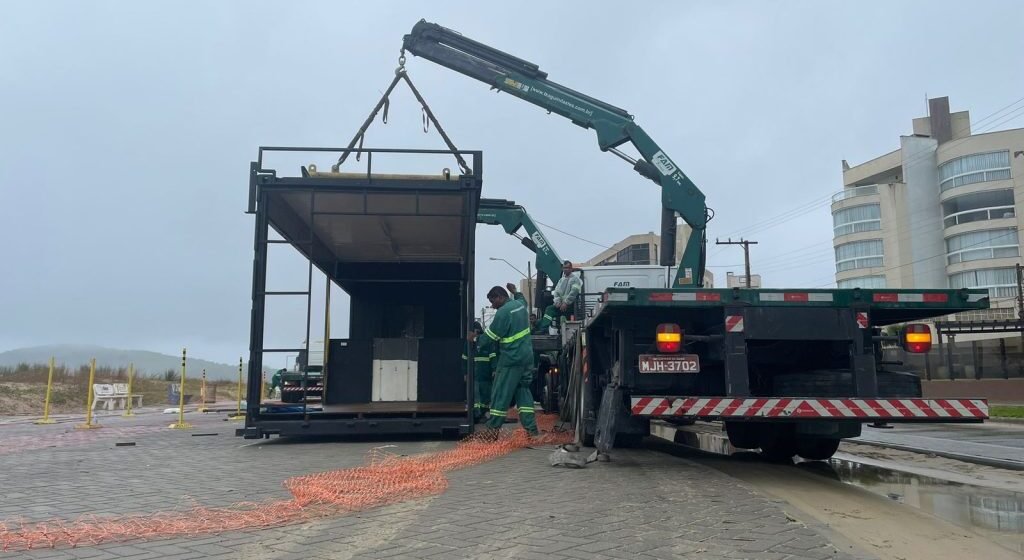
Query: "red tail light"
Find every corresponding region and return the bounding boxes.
[656,323,682,353]
[903,323,932,353]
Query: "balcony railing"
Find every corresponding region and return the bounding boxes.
[832,184,879,203]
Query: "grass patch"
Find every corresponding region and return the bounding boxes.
[990,405,1024,418]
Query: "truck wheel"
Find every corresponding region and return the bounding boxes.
[758,425,797,461]
[280,391,298,404]
[773,369,922,398]
[877,369,921,398]
[615,433,645,448]
[796,437,841,461]
[725,422,760,449]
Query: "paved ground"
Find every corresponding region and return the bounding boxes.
[0,409,860,560]
[855,422,1024,468]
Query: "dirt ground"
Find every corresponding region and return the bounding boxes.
[0,381,241,416]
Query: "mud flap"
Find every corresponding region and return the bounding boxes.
[594,385,624,454]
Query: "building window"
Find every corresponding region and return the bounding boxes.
[835,240,883,272]
[945,228,1019,264]
[949,267,1017,298]
[833,204,881,237]
[939,151,1011,192]
[598,243,651,266]
[837,276,886,289]
[942,189,1015,227]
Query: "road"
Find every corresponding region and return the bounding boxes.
[855,421,1024,468]
[0,409,854,560]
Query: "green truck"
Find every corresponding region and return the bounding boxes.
[404,21,991,460]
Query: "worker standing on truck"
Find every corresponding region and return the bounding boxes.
[463,321,496,422]
[475,284,539,437]
[534,260,582,332]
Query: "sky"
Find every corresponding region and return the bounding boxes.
[2,1,1023,364]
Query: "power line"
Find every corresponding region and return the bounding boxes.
[533,219,612,249]
[712,95,1024,248]
[808,229,1021,289]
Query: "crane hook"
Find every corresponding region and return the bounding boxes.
[396,50,407,75]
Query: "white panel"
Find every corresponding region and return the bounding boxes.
[372,359,419,401]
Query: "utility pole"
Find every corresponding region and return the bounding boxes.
[716,238,758,287]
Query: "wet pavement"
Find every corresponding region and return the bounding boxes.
[825,456,1024,554]
[651,420,1024,555]
[855,422,1024,468]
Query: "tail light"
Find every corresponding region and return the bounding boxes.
[656,323,682,353]
[903,323,932,353]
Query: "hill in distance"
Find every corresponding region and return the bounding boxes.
[0,344,248,381]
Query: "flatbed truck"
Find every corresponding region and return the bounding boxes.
[401,20,991,459]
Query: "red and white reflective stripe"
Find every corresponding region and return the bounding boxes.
[650,292,722,302]
[856,312,869,329]
[282,385,322,392]
[759,293,834,303]
[630,397,988,419]
[725,315,744,333]
[873,293,949,303]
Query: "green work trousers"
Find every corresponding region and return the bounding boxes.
[485,364,538,435]
[473,360,493,421]
[535,303,573,332]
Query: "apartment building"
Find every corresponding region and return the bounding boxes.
[833,97,1024,320]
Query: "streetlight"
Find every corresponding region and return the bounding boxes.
[489,257,533,310]
[489,257,528,279]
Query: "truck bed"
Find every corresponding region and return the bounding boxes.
[591,287,989,327]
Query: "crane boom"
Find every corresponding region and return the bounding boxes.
[402,20,708,286]
[477,198,564,282]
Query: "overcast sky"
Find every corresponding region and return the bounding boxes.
[2,1,1023,364]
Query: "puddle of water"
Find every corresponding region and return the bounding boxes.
[824,458,1024,538]
[651,421,1024,550]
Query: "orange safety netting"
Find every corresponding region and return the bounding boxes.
[0,414,572,552]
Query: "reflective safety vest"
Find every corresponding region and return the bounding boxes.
[480,296,534,369]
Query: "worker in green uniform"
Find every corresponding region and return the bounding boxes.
[475,283,539,437]
[268,368,285,398]
[534,260,582,332]
[463,321,496,422]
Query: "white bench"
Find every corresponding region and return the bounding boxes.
[91,383,143,411]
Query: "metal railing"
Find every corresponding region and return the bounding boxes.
[831,184,879,203]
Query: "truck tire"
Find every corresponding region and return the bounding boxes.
[725,421,760,449]
[876,369,921,398]
[615,433,645,448]
[795,437,841,461]
[280,391,299,404]
[758,425,797,461]
[773,369,922,398]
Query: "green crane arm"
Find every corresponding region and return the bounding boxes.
[478,198,564,282]
[403,20,708,287]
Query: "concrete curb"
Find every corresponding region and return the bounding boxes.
[851,438,1024,471]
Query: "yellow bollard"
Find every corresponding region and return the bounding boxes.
[169,348,192,429]
[34,357,57,425]
[75,358,101,430]
[229,357,244,421]
[197,369,207,413]
[122,363,135,417]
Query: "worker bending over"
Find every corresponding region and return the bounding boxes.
[463,321,496,422]
[534,260,582,332]
[476,283,539,437]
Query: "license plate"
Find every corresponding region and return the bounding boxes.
[638,354,701,373]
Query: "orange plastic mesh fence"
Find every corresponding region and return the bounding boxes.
[0,414,572,551]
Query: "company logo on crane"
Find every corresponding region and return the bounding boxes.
[531,232,550,253]
[651,150,686,187]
